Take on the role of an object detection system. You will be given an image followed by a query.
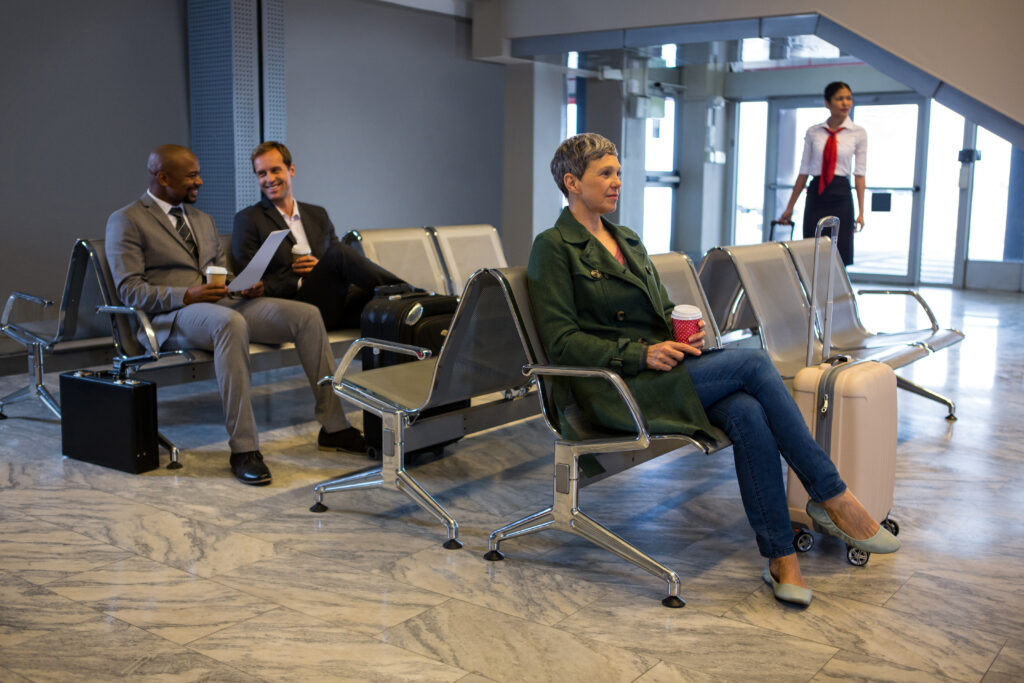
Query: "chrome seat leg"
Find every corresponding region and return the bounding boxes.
[0,343,60,419]
[567,508,684,607]
[485,442,686,607]
[158,431,182,469]
[896,375,957,421]
[310,467,385,512]
[396,470,462,549]
[484,507,556,560]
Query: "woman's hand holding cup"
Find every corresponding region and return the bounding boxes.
[646,307,705,372]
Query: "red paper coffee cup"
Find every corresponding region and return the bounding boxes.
[671,304,702,344]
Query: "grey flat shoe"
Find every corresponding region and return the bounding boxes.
[806,500,901,554]
[762,565,812,606]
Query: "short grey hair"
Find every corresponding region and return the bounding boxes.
[550,133,618,196]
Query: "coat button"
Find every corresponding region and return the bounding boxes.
[616,310,626,321]
[590,269,601,279]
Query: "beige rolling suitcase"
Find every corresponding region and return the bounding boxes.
[787,217,899,565]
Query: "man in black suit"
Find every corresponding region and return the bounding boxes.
[232,142,405,331]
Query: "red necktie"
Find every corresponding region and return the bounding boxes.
[818,127,841,194]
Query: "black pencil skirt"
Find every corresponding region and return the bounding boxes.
[802,175,855,265]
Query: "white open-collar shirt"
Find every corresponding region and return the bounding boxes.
[276,200,311,253]
[798,117,867,178]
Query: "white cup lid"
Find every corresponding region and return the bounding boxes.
[671,304,701,320]
[205,266,228,274]
[291,244,311,254]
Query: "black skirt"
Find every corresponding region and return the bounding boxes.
[803,175,855,265]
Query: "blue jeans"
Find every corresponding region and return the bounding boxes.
[685,347,846,559]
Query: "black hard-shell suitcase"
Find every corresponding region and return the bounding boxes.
[359,291,459,369]
[59,370,159,474]
[359,290,468,460]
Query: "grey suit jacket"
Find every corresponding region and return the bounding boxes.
[105,192,227,347]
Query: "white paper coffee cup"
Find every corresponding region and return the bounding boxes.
[205,265,228,286]
[291,244,311,261]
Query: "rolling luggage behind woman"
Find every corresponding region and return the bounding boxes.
[788,217,899,565]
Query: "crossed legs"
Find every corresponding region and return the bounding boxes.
[685,348,883,587]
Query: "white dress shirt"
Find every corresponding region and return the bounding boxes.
[798,117,867,177]
[276,200,311,252]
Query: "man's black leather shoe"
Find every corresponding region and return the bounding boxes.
[229,451,272,485]
[317,427,367,454]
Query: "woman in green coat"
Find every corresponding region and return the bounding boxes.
[527,133,898,606]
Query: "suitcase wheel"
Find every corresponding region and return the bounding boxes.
[793,529,815,553]
[846,545,870,566]
[881,518,900,536]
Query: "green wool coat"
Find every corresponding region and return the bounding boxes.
[527,207,715,441]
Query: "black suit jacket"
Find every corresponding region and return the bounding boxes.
[232,196,340,299]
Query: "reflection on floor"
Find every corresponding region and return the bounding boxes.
[1,287,1023,682]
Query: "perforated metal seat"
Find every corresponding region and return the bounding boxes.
[1,240,114,418]
[483,264,728,608]
[311,269,539,547]
[431,224,507,294]
[699,242,823,380]
[698,240,959,418]
[343,227,450,294]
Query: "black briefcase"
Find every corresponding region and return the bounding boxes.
[60,371,159,474]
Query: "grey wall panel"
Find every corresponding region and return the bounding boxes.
[760,14,818,37]
[0,0,189,308]
[511,30,624,58]
[283,0,504,236]
[624,19,759,48]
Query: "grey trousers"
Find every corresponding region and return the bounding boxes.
[163,296,349,453]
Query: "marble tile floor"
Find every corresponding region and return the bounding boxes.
[1,287,1023,682]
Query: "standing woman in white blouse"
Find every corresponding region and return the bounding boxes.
[777,81,867,265]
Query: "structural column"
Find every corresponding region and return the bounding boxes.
[501,62,565,266]
[186,0,284,231]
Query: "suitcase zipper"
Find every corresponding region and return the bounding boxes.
[815,363,844,454]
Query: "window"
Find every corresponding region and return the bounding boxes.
[643,97,676,254]
[968,127,1014,261]
[735,101,768,244]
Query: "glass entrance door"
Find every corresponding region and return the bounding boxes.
[766,93,926,284]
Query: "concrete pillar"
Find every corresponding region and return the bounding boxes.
[675,42,729,259]
[501,62,565,267]
[584,75,645,234]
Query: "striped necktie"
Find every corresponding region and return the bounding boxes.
[169,206,198,261]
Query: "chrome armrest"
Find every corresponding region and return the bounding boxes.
[522,363,653,455]
[330,337,432,395]
[1,292,57,345]
[96,304,163,358]
[856,289,940,332]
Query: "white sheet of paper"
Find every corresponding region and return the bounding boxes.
[228,229,290,292]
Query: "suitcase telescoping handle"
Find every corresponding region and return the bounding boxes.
[806,215,841,367]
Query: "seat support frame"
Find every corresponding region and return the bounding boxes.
[309,338,462,549]
[485,438,685,608]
